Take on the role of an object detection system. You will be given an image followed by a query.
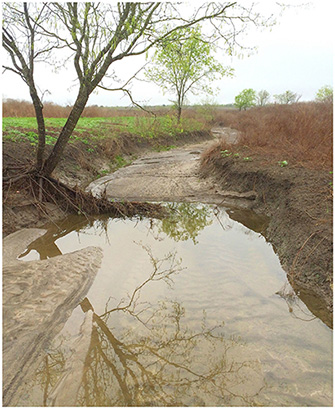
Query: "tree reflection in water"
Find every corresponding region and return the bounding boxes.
[152,202,214,244]
[18,215,98,260]
[19,203,214,260]
[31,243,263,407]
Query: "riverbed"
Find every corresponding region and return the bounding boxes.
[13,203,332,406]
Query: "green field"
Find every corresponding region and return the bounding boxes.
[2,116,133,129]
[2,115,205,146]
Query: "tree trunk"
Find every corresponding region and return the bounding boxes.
[23,70,46,171]
[42,89,89,176]
[31,93,46,171]
[177,105,182,124]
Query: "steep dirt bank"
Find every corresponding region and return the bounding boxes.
[200,144,333,325]
[2,130,212,236]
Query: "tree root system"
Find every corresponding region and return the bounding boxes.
[3,171,166,225]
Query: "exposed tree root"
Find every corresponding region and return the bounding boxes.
[3,171,167,222]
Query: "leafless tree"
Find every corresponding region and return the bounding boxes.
[274,90,301,104]
[256,89,271,106]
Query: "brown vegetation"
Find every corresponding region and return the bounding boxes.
[2,98,215,121]
[2,99,174,118]
[211,102,333,170]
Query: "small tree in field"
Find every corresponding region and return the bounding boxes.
[234,88,256,111]
[274,90,301,104]
[315,85,333,103]
[256,89,270,106]
[146,25,232,123]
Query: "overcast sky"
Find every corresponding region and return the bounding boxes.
[1,0,334,107]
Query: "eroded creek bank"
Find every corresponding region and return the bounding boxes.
[2,127,333,406]
[200,137,333,323]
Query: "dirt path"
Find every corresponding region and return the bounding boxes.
[78,127,333,326]
[87,128,256,207]
[88,141,216,202]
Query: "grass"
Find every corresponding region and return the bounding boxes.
[2,117,118,131]
[154,144,178,152]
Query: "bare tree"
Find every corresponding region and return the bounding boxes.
[274,90,301,104]
[256,89,271,106]
[3,2,276,179]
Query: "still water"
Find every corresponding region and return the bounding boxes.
[18,203,332,406]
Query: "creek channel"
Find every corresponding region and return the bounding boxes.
[15,202,332,406]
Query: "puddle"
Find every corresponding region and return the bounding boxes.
[16,204,332,406]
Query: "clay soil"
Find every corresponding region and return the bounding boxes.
[201,143,333,326]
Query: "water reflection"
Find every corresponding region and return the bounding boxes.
[30,245,264,407]
[155,203,213,244]
[17,204,332,330]
[277,281,333,328]
[78,304,261,406]
[276,282,318,322]
[19,203,215,259]
[13,204,332,406]
[226,208,269,234]
[35,344,66,406]
[18,204,265,260]
[18,215,94,260]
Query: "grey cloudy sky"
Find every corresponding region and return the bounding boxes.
[1,0,334,106]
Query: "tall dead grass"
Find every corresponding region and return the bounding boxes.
[213,102,333,170]
[3,99,69,117]
[2,99,173,118]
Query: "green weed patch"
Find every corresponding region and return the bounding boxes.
[3,115,205,146]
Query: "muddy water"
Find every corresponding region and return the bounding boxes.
[17,204,332,406]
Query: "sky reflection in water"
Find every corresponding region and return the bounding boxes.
[18,203,332,406]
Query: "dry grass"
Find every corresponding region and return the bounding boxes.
[2,98,204,120]
[3,99,70,118]
[212,102,333,170]
[2,99,173,118]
